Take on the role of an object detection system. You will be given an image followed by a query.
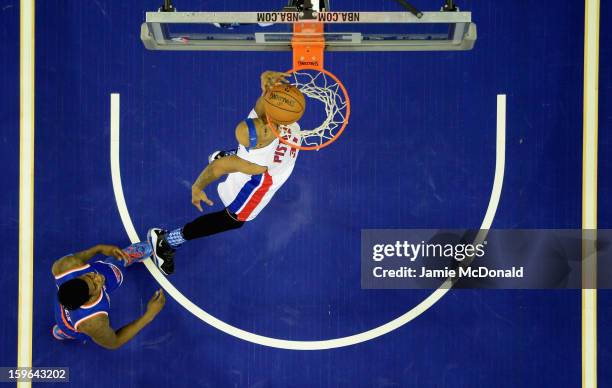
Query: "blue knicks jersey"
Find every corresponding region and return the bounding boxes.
[53,260,123,340]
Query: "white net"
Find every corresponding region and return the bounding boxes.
[288,69,349,149]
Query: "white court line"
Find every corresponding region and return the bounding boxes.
[110,93,506,350]
[582,0,599,386]
[18,0,35,386]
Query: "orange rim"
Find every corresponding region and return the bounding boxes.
[267,66,350,151]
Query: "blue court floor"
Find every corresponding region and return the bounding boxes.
[2,0,612,387]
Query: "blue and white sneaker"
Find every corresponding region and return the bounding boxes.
[121,242,153,267]
[208,149,238,164]
[147,228,175,276]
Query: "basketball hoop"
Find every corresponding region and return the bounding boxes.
[142,5,477,150]
[268,21,351,151]
[268,67,350,151]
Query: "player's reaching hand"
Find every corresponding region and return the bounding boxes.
[146,289,166,316]
[99,245,130,262]
[260,71,290,94]
[191,186,214,212]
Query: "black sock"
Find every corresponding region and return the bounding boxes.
[182,209,245,240]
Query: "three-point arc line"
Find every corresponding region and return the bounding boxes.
[109,92,506,350]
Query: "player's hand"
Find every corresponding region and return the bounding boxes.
[261,71,290,93]
[146,289,166,316]
[99,245,129,262]
[191,186,213,212]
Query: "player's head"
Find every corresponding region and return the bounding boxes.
[57,273,104,310]
[236,118,276,149]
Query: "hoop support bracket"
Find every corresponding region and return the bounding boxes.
[292,22,325,70]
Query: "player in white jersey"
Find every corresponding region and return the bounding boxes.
[147,71,302,275]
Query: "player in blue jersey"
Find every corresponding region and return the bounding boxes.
[51,242,166,349]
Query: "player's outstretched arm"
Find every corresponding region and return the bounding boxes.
[78,289,165,350]
[51,245,129,276]
[254,70,290,118]
[191,155,267,212]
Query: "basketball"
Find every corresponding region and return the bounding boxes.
[263,84,306,125]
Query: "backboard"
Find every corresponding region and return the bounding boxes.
[141,4,477,53]
[140,1,477,150]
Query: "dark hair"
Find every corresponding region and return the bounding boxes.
[57,278,90,310]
